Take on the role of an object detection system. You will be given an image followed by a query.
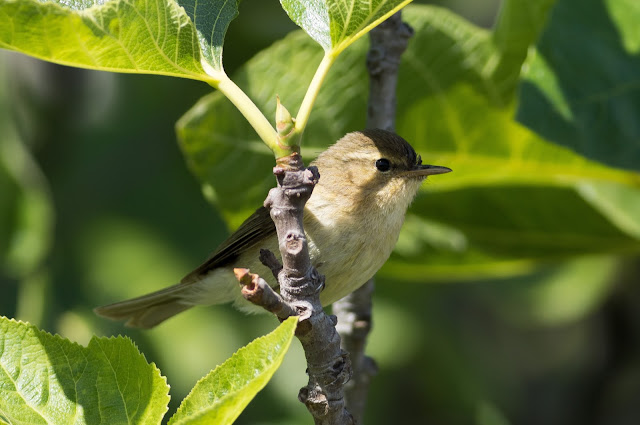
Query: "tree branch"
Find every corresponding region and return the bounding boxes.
[333,11,413,424]
[366,12,413,131]
[333,279,377,421]
[235,12,412,424]
[237,153,353,425]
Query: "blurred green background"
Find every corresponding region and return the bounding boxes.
[2,1,640,424]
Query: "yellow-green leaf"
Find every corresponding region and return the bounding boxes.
[0,317,170,424]
[280,0,412,55]
[0,0,241,82]
[168,317,298,425]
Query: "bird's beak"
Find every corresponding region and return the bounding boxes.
[405,164,452,177]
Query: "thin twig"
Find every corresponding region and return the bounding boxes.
[234,268,296,320]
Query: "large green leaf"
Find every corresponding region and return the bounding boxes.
[0,317,169,424]
[180,2,598,220]
[177,2,640,280]
[177,0,240,74]
[490,0,556,100]
[280,0,412,54]
[386,186,639,281]
[517,0,640,172]
[0,0,240,81]
[168,317,297,425]
[577,181,640,240]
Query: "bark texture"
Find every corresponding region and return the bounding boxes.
[333,279,377,422]
[366,12,414,131]
[238,153,353,424]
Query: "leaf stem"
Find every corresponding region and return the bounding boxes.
[294,53,336,136]
[214,75,281,155]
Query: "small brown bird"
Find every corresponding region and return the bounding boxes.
[95,129,451,328]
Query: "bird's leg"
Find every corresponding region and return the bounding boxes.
[259,248,283,281]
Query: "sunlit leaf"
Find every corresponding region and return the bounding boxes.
[168,317,297,425]
[178,0,240,73]
[0,0,240,81]
[280,0,412,54]
[0,317,169,424]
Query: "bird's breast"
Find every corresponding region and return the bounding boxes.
[303,197,406,305]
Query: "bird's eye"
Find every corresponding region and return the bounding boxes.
[375,158,391,172]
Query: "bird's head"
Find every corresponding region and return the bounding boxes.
[311,129,451,214]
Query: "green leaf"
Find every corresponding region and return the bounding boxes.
[168,316,298,425]
[0,317,169,424]
[0,0,240,81]
[176,0,240,73]
[280,0,412,54]
[176,30,366,226]
[177,2,640,281]
[386,186,639,281]
[491,0,556,100]
[577,181,640,240]
[517,0,640,172]
[181,2,598,225]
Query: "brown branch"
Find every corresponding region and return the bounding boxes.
[333,11,413,424]
[333,279,378,421]
[237,153,353,425]
[366,12,413,131]
[236,12,412,424]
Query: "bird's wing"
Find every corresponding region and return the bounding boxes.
[180,206,277,284]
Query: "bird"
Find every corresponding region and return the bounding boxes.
[94,129,451,328]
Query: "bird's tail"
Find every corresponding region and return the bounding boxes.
[94,283,193,329]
